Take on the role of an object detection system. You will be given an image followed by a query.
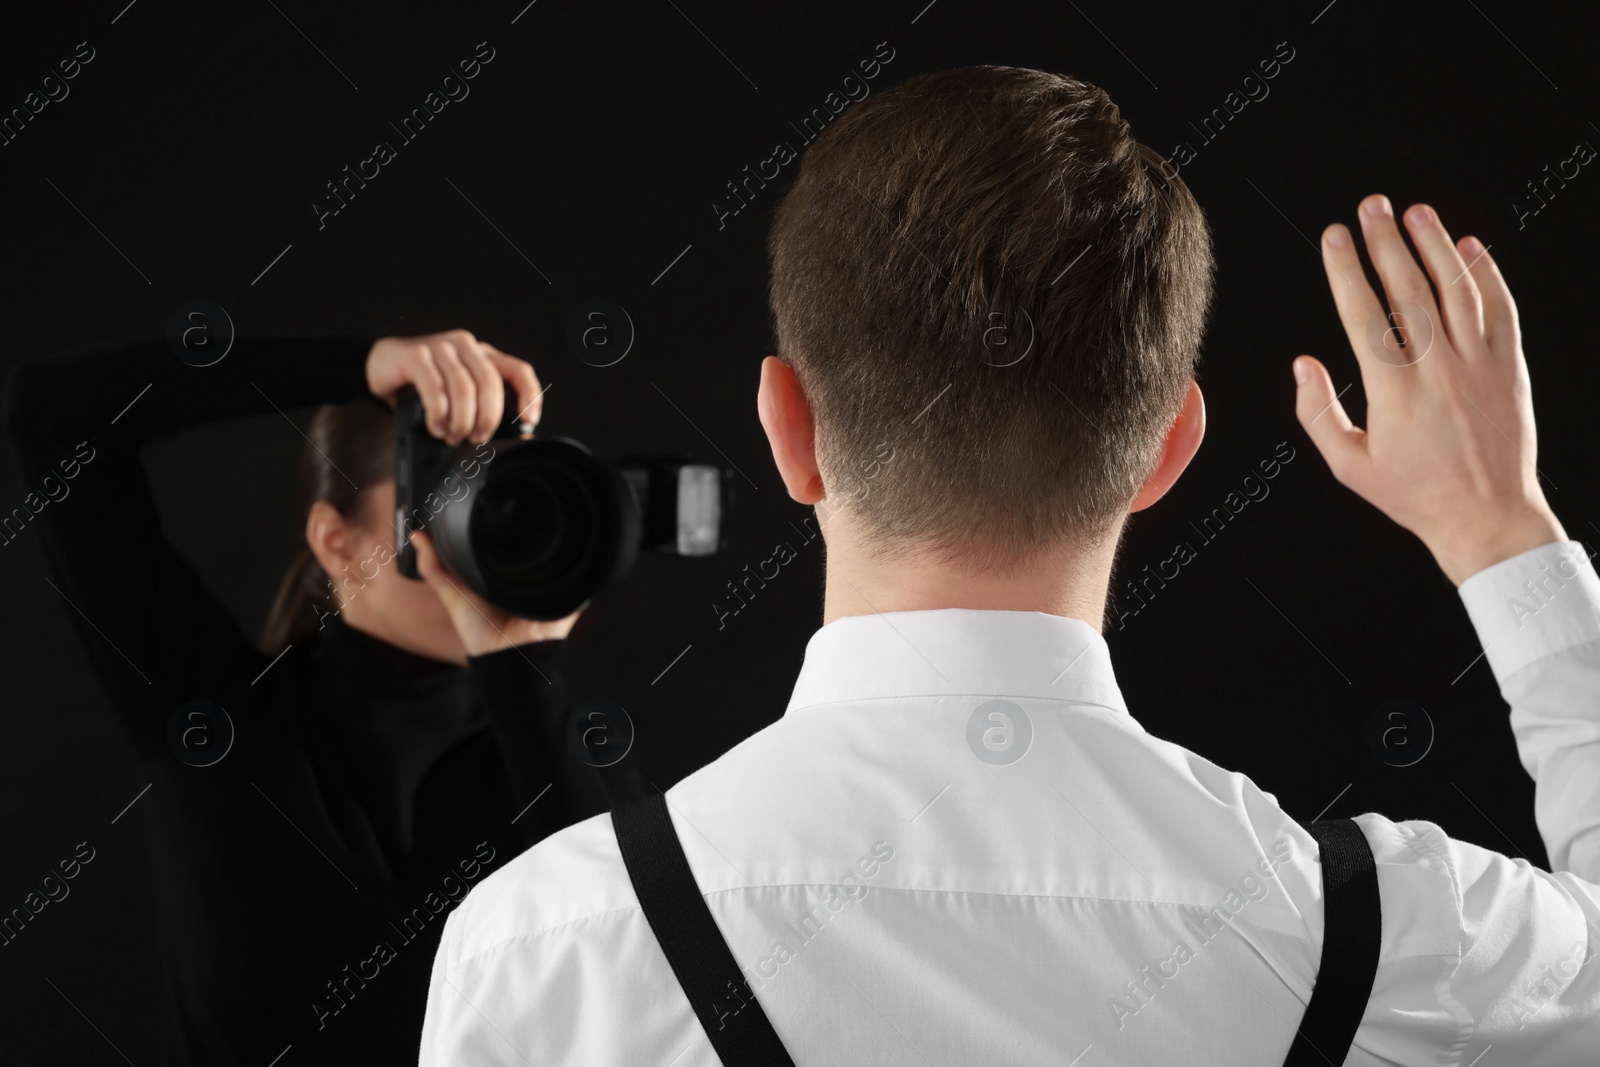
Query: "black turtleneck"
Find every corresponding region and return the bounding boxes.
[3,335,646,1066]
[310,613,533,891]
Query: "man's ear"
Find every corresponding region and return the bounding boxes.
[1130,379,1205,513]
[757,355,825,505]
[305,499,355,583]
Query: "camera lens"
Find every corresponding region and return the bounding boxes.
[477,462,594,585]
[427,436,641,620]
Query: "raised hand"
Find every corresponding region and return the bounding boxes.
[1293,194,1566,585]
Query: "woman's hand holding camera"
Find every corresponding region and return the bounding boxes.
[411,529,582,652]
[367,329,544,444]
[366,330,582,653]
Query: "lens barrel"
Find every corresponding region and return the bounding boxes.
[429,437,641,620]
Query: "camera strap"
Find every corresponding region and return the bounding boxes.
[612,791,797,1066]
[611,794,1379,1066]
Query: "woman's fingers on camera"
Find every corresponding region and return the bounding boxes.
[457,340,505,444]
[434,339,482,444]
[485,348,542,428]
[410,343,452,440]
[436,329,502,443]
[370,331,540,443]
[410,529,450,585]
[411,530,469,608]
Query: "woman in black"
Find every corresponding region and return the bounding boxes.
[3,329,644,1065]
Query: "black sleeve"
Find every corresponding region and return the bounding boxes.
[2,335,376,757]
[467,640,650,850]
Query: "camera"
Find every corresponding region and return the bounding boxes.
[394,385,733,619]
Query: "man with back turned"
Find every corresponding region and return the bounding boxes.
[420,65,1600,1064]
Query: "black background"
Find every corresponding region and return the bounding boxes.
[2,0,1597,1061]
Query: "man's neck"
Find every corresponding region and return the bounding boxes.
[817,511,1121,630]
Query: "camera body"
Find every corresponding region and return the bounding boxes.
[394,385,731,620]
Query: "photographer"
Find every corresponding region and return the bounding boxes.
[2,330,644,1064]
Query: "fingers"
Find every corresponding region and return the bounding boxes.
[410,530,465,597]
[412,529,507,650]
[1357,195,1443,359]
[381,331,541,443]
[1319,222,1393,387]
[450,332,504,443]
[410,346,452,439]
[1400,203,1484,353]
[1293,354,1369,490]
[430,339,480,444]
[1456,235,1519,353]
[485,346,543,428]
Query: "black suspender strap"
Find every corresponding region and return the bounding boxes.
[614,796,1379,1067]
[1283,818,1382,1067]
[612,792,797,1067]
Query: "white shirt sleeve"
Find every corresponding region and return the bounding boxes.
[1365,540,1600,1062]
[417,904,524,1067]
[417,904,455,1067]
[1459,540,1600,879]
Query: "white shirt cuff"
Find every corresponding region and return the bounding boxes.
[1458,540,1600,682]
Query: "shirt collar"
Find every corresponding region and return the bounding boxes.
[784,608,1130,717]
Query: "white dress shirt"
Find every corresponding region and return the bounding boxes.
[420,540,1600,1065]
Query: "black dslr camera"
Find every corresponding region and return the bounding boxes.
[394,385,733,619]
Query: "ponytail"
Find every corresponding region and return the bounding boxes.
[257,398,394,654]
[260,545,332,652]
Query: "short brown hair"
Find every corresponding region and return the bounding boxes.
[767,65,1213,570]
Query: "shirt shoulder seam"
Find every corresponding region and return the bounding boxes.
[447,881,1315,972]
